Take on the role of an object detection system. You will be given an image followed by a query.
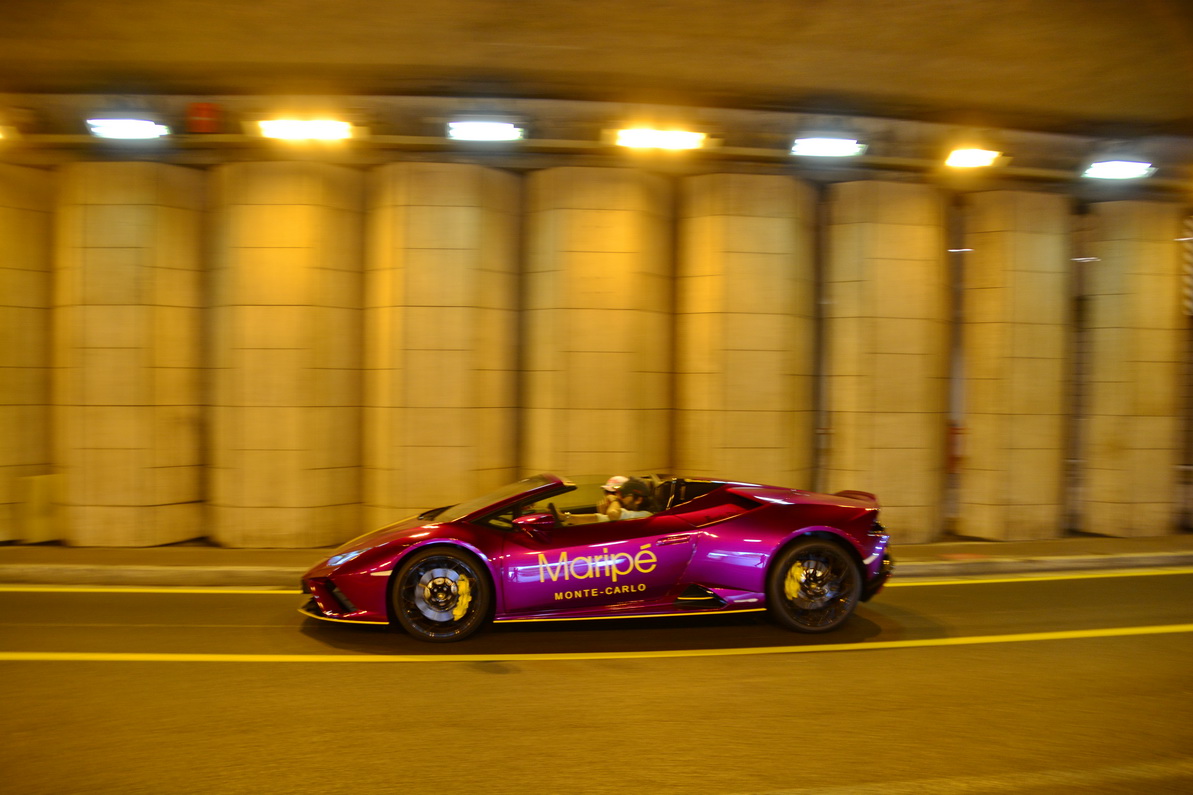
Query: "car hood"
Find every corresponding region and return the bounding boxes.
[327,514,440,557]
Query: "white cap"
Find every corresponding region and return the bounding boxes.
[602,475,629,493]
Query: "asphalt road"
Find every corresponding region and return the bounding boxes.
[3,571,1192,794]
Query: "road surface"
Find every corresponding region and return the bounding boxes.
[3,569,1192,794]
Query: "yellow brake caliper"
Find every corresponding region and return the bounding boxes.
[784,566,804,601]
[451,575,472,621]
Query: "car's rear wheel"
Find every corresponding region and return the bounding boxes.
[767,538,861,633]
[391,547,491,642]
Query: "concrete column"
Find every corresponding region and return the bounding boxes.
[676,173,815,486]
[365,163,519,529]
[959,192,1070,540]
[1082,201,1186,536]
[211,163,363,547]
[825,181,949,543]
[54,163,203,546]
[524,167,671,476]
[0,165,53,541]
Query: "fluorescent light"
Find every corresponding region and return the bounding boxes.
[1083,159,1155,180]
[258,119,353,140]
[86,118,170,139]
[447,121,525,141]
[790,136,866,157]
[616,128,706,150]
[946,148,1001,168]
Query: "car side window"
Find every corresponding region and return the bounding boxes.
[480,505,520,531]
[479,500,550,531]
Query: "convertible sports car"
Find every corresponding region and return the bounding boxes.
[300,474,893,642]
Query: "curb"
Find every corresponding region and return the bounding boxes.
[1,552,1192,588]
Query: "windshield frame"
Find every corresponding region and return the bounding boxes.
[435,474,570,523]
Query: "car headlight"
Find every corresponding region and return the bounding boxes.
[327,549,365,567]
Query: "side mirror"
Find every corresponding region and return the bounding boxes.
[514,513,556,539]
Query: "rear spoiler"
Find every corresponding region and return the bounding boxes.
[832,490,879,507]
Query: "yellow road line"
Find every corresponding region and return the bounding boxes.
[2,623,1191,663]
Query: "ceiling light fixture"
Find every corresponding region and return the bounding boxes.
[616,128,706,150]
[447,120,525,141]
[945,148,1002,168]
[1083,159,1155,180]
[86,116,170,139]
[258,119,354,140]
[942,128,1006,168]
[790,133,867,157]
[1083,141,1155,179]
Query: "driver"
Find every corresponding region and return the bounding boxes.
[563,478,655,524]
[597,475,629,516]
[605,478,654,520]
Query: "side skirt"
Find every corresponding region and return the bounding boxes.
[494,607,765,624]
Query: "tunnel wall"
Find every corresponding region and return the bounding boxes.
[0,165,52,542]
[823,182,950,544]
[0,162,1187,547]
[54,163,204,546]
[366,163,520,527]
[1082,201,1187,536]
[675,173,815,489]
[958,191,1071,541]
[209,163,363,547]
[523,167,673,476]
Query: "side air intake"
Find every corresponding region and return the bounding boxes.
[673,585,727,610]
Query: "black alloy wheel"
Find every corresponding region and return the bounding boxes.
[766,538,862,633]
[391,547,491,642]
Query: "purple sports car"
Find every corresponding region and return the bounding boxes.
[300,474,893,642]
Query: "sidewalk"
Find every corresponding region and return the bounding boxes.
[1,534,1192,588]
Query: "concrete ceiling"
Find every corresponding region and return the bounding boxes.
[3,0,1193,136]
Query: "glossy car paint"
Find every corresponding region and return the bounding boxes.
[300,474,892,628]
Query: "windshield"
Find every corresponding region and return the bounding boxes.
[434,474,560,523]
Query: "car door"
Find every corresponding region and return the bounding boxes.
[500,513,697,615]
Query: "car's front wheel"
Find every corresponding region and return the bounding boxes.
[391,547,491,642]
[767,538,861,633]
